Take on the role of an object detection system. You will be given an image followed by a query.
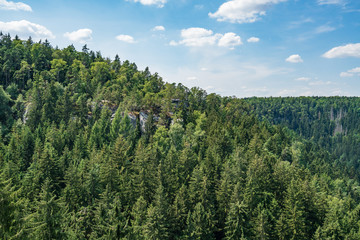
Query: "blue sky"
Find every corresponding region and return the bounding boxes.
[1,0,360,97]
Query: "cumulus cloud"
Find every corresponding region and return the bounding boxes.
[152,25,165,31]
[218,32,242,49]
[64,29,92,43]
[116,34,135,43]
[349,67,360,73]
[209,0,287,24]
[323,43,360,58]
[0,20,54,40]
[179,28,221,47]
[169,40,178,46]
[340,67,360,77]
[286,54,303,63]
[127,0,166,8]
[340,72,354,77]
[170,27,242,49]
[296,77,311,81]
[247,37,260,43]
[0,0,32,11]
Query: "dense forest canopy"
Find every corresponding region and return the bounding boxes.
[1,34,360,239]
[246,97,360,180]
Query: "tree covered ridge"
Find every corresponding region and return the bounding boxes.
[1,34,360,239]
[246,97,360,181]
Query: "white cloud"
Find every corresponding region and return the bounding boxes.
[171,27,242,49]
[286,54,303,63]
[340,67,360,77]
[64,29,92,43]
[169,40,178,46]
[289,18,313,28]
[162,57,290,97]
[179,28,221,47]
[247,37,260,43]
[200,67,208,71]
[0,0,32,11]
[209,0,287,24]
[152,25,165,31]
[127,0,166,8]
[349,67,360,73]
[116,34,135,43]
[340,72,353,77]
[315,25,336,34]
[296,24,337,42]
[318,0,344,5]
[296,77,311,81]
[218,32,242,49]
[0,20,54,40]
[309,81,332,86]
[323,43,360,58]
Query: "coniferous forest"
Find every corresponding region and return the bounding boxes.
[2,34,360,239]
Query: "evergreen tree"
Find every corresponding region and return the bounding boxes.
[26,178,64,239]
[130,196,147,240]
[143,183,170,240]
[185,202,215,240]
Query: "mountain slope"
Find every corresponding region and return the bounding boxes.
[246,96,360,180]
[1,35,360,239]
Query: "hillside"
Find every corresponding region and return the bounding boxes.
[246,97,360,180]
[1,34,360,239]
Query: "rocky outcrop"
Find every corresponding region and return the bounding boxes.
[23,99,175,133]
[330,107,346,135]
[23,103,31,124]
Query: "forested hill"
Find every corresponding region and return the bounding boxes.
[245,97,360,180]
[2,34,360,239]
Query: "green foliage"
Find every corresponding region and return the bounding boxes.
[0,85,13,134]
[185,202,215,240]
[1,35,360,239]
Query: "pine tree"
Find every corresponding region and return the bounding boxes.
[277,179,307,240]
[0,177,16,238]
[171,184,189,237]
[130,140,158,203]
[92,187,128,239]
[130,196,147,240]
[185,202,215,240]
[253,205,271,240]
[143,183,170,240]
[25,178,64,239]
[225,201,248,240]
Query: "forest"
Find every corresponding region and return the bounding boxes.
[1,33,360,239]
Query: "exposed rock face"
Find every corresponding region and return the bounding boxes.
[139,111,160,133]
[127,112,137,128]
[23,103,31,124]
[23,98,173,133]
[139,111,148,133]
[330,107,346,135]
